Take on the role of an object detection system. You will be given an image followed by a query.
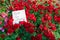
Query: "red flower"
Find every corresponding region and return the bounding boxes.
[51,27,56,31]
[40,0,42,2]
[44,13,49,19]
[13,24,20,30]
[24,2,31,10]
[27,0,33,5]
[54,15,60,22]
[39,24,43,31]
[3,24,9,28]
[0,21,2,25]
[43,26,48,31]
[20,22,35,33]
[47,15,52,20]
[16,37,21,40]
[47,0,52,5]
[10,0,24,11]
[36,34,42,40]
[38,5,45,10]
[40,11,43,14]
[7,28,14,35]
[19,21,25,25]
[54,8,58,14]
[48,22,56,31]
[7,16,13,27]
[44,14,52,20]
[56,3,59,6]
[41,17,46,23]
[14,0,18,1]
[25,9,30,19]
[29,14,36,22]
[32,4,38,12]
[1,34,5,38]
[48,4,54,13]
[28,28,34,33]
[8,6,13,10]
[44,30,55,40]
[51,24,56,31]
[31,36,36,40]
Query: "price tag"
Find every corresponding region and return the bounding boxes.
[12,10,27,24]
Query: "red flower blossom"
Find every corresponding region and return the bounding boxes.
[39,24,43,31]
[38,5,45,10]
[28,28,34,33]
[41,17,46,23]
[44,13,49,19]
[44,14,52,20]
[25,9,30,19]
[1,34,5,38]
[0,21,2,25]
[48,22,56,31]
[20,22,35,33]
[3,24,9,28]
[47,15,52,20]
[13,24,20,30]
[44,30,55,40]
[9,0,24,11]
[19,21,25,25]
[29,14,36,22]
[7,16,13,27]
[16,37,21,40]
[54,15,60,22]
[7,28,14,35]
[51,27,56,31]
[43,26,48,31]
[8,6,13,10]
[40,0,42,2]
[54,8,59,14]
[24,2,31,10]
[31,36,36,40]
[36,34,42,40]
[48,4,54,14]
[40,11,43,14]
[32,4,38,12]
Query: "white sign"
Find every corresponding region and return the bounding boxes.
[12,10,27,24]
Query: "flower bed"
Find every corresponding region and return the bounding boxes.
[0,0,60,40]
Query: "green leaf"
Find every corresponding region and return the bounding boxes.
[0,37,3,40]
[44,3,49,6]
[0,19,4,27]
[34,12,40,16]
[42,35,49,40]
[29,9,34,13]
[4,37,11,40]
[8,11,12,17]
[54,32,60,40]
[21,36,26,40]
[32,32,37,36]
[10,33,18,40]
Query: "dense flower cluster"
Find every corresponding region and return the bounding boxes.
[0,0,60,40]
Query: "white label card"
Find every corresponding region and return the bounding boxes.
[12,10,27,24]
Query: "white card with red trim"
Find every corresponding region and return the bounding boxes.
[12,10,27,24]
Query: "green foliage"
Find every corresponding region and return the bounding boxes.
[32,32,37,36]
[29,9,34,14]
[42,35,49,40]
[0,37,3,40]
[0,19,4,27]
[34,11,42,27]
[4,36,12,40]
[0,8,6,13]
[8,11,12,17]
[18,26,32,40]
[54,32,60,40]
